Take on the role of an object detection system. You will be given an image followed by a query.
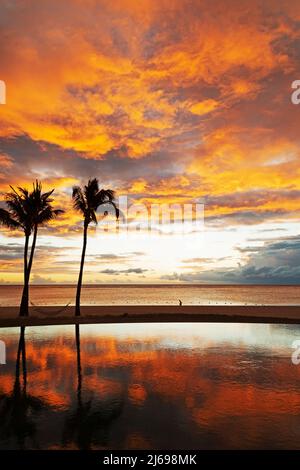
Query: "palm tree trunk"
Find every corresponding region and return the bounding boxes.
[75,223,88,316]
[27,224,38,278]
[19,225,38,317]
[19,234,29,317]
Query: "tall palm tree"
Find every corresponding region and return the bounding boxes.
[0,181,63,316]
[72,178,119,316]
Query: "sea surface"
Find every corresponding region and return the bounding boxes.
[1,322,300,449]
[0,284,299,307]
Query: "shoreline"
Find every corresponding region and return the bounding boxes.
[0,305,300,327]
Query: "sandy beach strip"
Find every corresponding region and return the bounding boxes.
[0,305,300,327]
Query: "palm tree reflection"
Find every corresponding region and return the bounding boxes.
[76,324,82,406]
[62,324,124,449]
[0,327,46,449]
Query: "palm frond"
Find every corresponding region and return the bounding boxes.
[2,181,63,232]
[103,189,115,201]
[84,179,98,207]
[72,186,86,214]
[5,191,30,231]
[41,190,54,201]
[98,200,119,219]
[0,208,20,229]
[36,207,54,224]
[96,189,115,204]
[17,187,29,198]
[109,201,119,219]
[72,179,118,226]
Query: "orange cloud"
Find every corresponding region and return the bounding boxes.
[0,0,297,159]
[0,0,300,283]
[189,99,219,116]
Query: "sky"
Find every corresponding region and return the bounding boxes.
[0,0,300,284]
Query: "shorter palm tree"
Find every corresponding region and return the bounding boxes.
[0,181,63,316]
[72,178,119,316]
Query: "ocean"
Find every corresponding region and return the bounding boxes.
[0,284,299,307]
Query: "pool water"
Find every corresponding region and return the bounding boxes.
[0,322,300,449]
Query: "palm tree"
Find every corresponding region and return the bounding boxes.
[72,178,119,316]
[0,181,63,316]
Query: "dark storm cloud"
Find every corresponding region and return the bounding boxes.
[100,268,148,275]
[0,243,73,262]
[240,236,300,270]
[206,209,290,227]
[85,252,146,265]
[93,252,145,260]
[206,190,300,209]
[163,236,300,284]
[0,243,23,260]
[0,134,181,188]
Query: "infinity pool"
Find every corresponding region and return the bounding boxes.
[1,322,300,449]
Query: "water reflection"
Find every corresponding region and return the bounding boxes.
[0,327,46,449]
[1,323,300,449]
[62,325,124,449]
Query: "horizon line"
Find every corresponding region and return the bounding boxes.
[0,283,299,287]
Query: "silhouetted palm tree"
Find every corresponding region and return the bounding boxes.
[72,179,119,316]
[0,181,63,316]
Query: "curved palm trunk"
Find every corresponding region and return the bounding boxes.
[19,225,38,317]
[19,234,29,317]
[75,223,88,316]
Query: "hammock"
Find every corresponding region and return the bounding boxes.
[30,301,71,316]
